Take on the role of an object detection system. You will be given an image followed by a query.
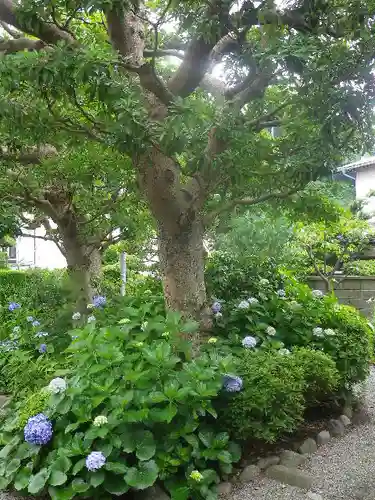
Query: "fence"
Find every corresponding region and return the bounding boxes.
[307,276,375,317]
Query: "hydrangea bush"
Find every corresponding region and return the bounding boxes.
[0,309,241,499]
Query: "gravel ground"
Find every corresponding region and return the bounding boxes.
[231,366,375,500]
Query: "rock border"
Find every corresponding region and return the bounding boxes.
[218,408,356,497]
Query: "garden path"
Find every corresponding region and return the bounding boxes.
[232,367,375,500]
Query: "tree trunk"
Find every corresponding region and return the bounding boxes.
[64,241,102,312]
[158,217,211,329]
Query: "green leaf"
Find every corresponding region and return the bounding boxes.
[90,470,105,487]
[49,471,68,486]
[48,486,75,500]
[125,460,159,490]
[71,478,90,493]
[104,475,129,496]
[14,443,35,460]
[228,442,241,463]
[149,404,177,423]
[120,430,135,453]
[72,458,86,475]
[217,450,232,464]
[198,430,214,448]
[52,455,72,473]
[0,444,14,459]
[6,458,21,475]
[57,398,72,415]
[136,430,155,461]
[28,468,50,494]
[0,477,11,490]
[14,468,31,491]
[105,462,128,474]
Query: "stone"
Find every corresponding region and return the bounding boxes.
[280,450,307,468]
[0,395,9,408]
[352,406,371,425]
[258,455,280,470]
[328,418,345,437]
[136,485,170,500]
[217,482,233,496]
[266,465,313,489]
[298,438,318,455]
[239,465,260,482]
[343,405,353,419]
[307,493,323,500]
[339,414,351,427]
[316,430,331,446]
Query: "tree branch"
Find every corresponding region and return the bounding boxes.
[0,145,57,165]
[0,0,74,45]
[205,188,300,225]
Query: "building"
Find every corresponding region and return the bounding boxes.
[337,155,375,223]
[5,227,66,270]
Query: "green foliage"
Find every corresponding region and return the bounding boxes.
[345,260,375,276]
[218,350,306,442]
[0,311,240,499]
[17,390,50,428]
[291,348,339,405]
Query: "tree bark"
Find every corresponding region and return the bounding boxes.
[157,216,211,330]
[64,241,102,312]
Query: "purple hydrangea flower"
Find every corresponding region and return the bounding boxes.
[211,301,221,314]
[242,336,257,348]
[32,320,40,327]
[92,295,106,308]
[8,302,20,311]
[86,451,106,471]
[223,374,243,393]
[24,413,53,445]
[39,343,47,354]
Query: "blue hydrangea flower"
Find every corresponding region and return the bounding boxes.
[86,451,106,471]
[8,302,20,311]
[26,316,34,322]
[39,344,47,354]
[277,289,286,297]
[223,374,243,393]
[242,336,257,348]
[211,301,221,314]
[92,295,106,308]
[32,320,40,327]
[24,413,53,445]
[0,340,18,352]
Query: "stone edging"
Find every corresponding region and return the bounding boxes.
[217,407,354,498]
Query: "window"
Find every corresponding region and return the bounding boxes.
[7,246,16,262]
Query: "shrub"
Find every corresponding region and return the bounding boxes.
[292,348,339,405]
[217,350,306,442]
[211,276,371,391]
[0,312,241,500]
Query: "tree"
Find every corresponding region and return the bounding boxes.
[0,0,373,323]
[0,142,152,307]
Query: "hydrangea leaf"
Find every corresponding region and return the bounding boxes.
[124,460,159,490]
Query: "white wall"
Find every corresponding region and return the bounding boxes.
[16,228,66,269]
[356,167,375,223]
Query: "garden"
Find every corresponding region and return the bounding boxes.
[0,0,374,499]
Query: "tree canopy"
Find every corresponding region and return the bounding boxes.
[0,0,374,317]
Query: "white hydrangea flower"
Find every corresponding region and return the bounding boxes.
[312,289,324,298]
[72,312,81,320]
[141,321,148,331]
[12,326,21,334]
[248,297,259,305]
[259,278,269,286]
[87,315,96,323]
[237,300,250,309]
[48,377,66,394]
[266,326,276,336]
[279,348,291,355]
[313,327,324,338]
[214,312,223,319]
[277,289,286,297]
[93,415,108,427]
[324,328,336,336]
[87,303,95,310]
